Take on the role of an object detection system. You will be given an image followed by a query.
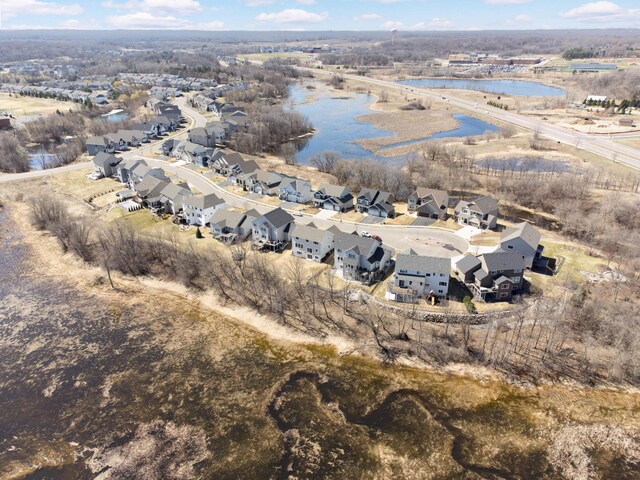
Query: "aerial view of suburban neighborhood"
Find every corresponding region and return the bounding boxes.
[1,1,640,478]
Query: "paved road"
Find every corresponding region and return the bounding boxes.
[304,68,640,171]
[0,96,206,185]
[0,94,469,258]
[136,155,468,257]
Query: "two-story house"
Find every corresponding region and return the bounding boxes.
[242,170,284,196]
[387,249,450,303]
[408,187,449,220]
[500,222,542,270]
[334,232,393,284]
[182,193,225,226]
[454,195,499,230]
[313,184,354,212]
[159,183,193,215]
[278,178,313,204]
[92,152,121,178]
[210,208,259,243]
[454,250,525,301]
[291,224,334,262]
[251,208,295,252]
[356,188,395,218]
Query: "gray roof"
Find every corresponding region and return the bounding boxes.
[501,222,540,250]
[160,182,192,202]
[413,187,448,207]
[210,209,246,229]
[292,224,331,243]
[93,152,120,168]
[184,193,224,210]
[87,135,108,147]
[470,195,498,214]
[456,254,481,274]
[136,176,169,198]
[396,250,450,274]
[317,183,349,198]
[334,232,378,256]
[252,169,284,186]
[255,207,294,229]
[479,249,525,272]
[358,188,393,205]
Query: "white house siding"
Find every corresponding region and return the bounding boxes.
[292,236,331,262]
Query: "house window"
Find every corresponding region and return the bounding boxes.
[439,282,447,286]
[501,283,510,290]
[507,245,513,249]
[511,277,521,283]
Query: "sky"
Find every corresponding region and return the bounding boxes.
[1,0,639,31]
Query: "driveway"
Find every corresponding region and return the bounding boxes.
[360,215,385,225]
[411,217,436,227]
[314,209,338,220]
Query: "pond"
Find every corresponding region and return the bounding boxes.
[475,157,572,173]
[287,83,394,164]
[102,109,129,123]
[28,148,58,170]
[398,78,566,97]
[378,114,498,151]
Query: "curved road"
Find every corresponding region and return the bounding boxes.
[0,96,468,258]
[304,68,640,171]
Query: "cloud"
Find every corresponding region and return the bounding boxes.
[559,1,639,23]
[485,0,530,4]
[106,11,223,29]
[383,18,452,30]
[2,0,83,18]
[102,0,202,14]
[256,9,328,24]
[244,0,275,5]
[355,13,382,20]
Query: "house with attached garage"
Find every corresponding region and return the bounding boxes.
[134,176,170,205]
[356,188,395,218]
[127,163,169,190]
[226,156,260,184]
[500,222,542,270]
[278,178,313,204]
[242,170,284,196]
[454,250,525,302]
[210,209,258,243]
[251,208,295,252]
[86,135,117,156]
[387,249,450,303]
[92,152,121,178]
[182,193,225,226]
[172,140,215,167]
[408,187,449,220]
[333,232,393,284]
[291,224,334,262]
[313,184,354,212]
[106,130,148,150]
[159,183,192,215]
[188,126,216,148]
[454,195,499,230]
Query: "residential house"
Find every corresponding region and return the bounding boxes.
[387,249,450,303]
[333,232,393,284]
[210,209,258,243]
[291,224,334,262]
[500,222,542,270]
[182,193,225,226]
[107,130,148,150]
[116,159,147,184]
[86,135,116,156]
[454,195,499,230]
[408,187,449,219]
[222,155,259,183]
[127,164,169,190]
[162,139,179,156]
[159,183,192,215]
[88,91,108,105]
[454,250,526,301]
[313,184,354,212]
[172,140,215,167]
[188,126,216,148]
[135,176,170,205]
[251,208,295,252]
[356,188,395,218]
[242,170,284,196]
[278,178,313,204]
[92,152,121,178]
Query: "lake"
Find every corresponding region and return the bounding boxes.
[287,84,394,164]
[379,114,498,151]
[102,109,129,123]
[398,78,566,97]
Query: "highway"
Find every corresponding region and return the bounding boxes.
[304,68,640,171]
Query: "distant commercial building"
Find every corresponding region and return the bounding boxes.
[571,63,617,73]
